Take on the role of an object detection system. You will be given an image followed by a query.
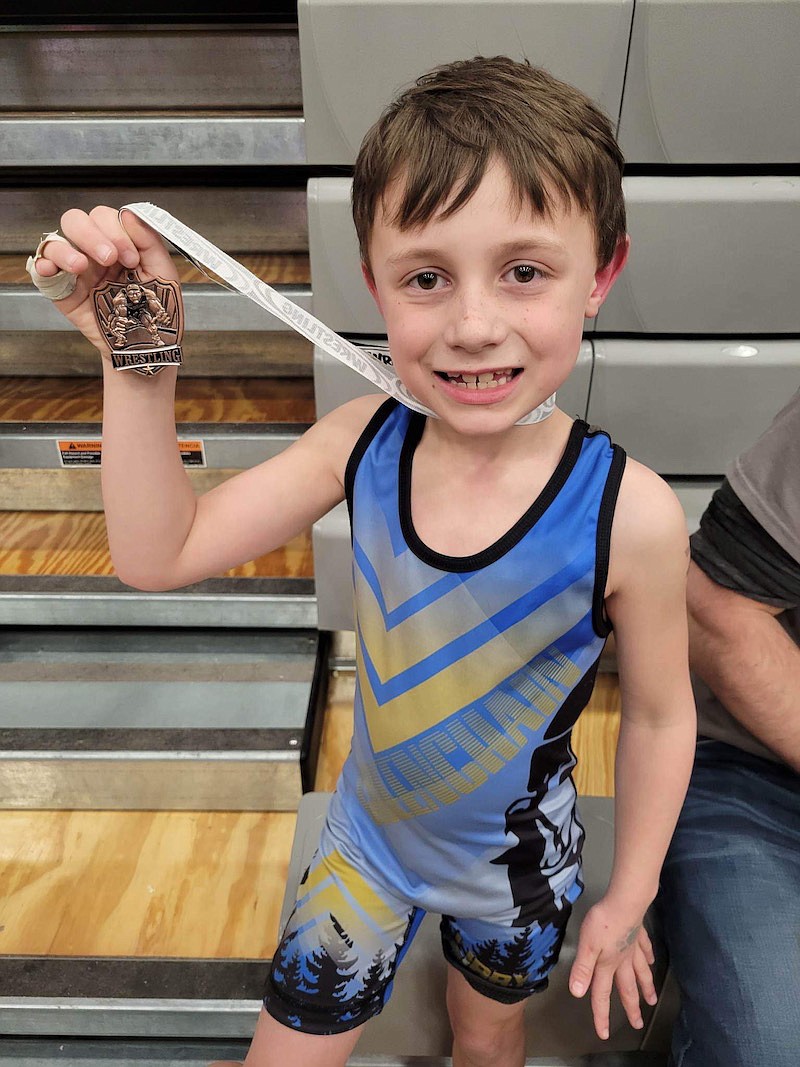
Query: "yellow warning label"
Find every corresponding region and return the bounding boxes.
[58,440,206,467]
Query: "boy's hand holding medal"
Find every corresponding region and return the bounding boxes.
[26,206,183,374]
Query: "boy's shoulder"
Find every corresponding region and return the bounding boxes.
[311,392,389,438]
[322,392,389,428]
[615,456,688,543]
[305,392,389,463]
[273,393,389,495]
[607,456,689,589]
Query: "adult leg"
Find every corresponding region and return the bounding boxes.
[209,1007,364,1067]
[446,965,527,1067]
[656,741,800,1067]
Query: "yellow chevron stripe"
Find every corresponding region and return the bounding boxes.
[354,565,481,665]
[354,684,550,825]
[357,592,587,752]
[294,848,405,938]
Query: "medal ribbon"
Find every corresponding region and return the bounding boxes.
[120,202,555,425]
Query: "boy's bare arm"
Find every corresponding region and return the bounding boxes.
[569,460,696,1038]
[603,461,696,911]
[34,205,383,590]
[100,364,375,590]
[687,562,800,770]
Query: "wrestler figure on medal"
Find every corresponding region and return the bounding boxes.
[93,268,184,375]
[105,275,171,348]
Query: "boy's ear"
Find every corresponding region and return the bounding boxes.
[584,235,630,319]
[361,262,383,314]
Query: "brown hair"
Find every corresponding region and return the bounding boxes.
[353,56,626,271]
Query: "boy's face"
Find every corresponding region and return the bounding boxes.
[364,160,627,436]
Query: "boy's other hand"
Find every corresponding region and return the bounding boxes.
[568,899,658,1040]
[30,206,177,356]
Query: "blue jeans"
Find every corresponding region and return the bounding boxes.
[656,740,800,1067]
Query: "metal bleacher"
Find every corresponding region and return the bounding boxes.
[1,1,798,1065]
[0,6,321,818]
[0,4,323,1057]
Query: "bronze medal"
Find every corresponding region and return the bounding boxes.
[92,269,184,376]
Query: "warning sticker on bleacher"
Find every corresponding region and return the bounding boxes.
[177,440,206,466]
[58,440,102,466]
[58,440,206,467]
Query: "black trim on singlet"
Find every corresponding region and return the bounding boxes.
[590,436,627,637]
[344,398,399,528]
[542,655,602,743]
[398,415,589,574]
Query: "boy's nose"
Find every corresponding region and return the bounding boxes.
[443,290,507,354]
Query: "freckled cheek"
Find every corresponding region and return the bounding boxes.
[382,322,434,388]
[541,301,585,344]
[387,312,436,357]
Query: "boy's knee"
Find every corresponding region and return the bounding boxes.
[447,987,525,1063]
[451,1018,524,1065]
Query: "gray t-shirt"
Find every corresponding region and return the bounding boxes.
[691,388,800,764]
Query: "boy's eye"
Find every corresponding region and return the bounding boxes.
[511,264,540,283]
[410,271,440,291]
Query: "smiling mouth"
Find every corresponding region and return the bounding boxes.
[435,368,522,390]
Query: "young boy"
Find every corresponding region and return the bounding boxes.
[30,56,695,1067]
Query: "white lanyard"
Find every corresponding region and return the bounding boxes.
[121,202,555,426]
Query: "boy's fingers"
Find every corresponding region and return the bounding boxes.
[33,235,88,277]
[59,207,123,268]
[56,206,154,273]
[589,964,613,1040]
[87,205,141,268]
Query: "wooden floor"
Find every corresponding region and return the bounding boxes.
[0,252,311,287]
[0,375,316,424]
[0,669,621,960]
[0,376,316,569]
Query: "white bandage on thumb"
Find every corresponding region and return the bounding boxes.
[26,231,78,301]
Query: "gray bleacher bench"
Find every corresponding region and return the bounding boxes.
[278,793,679,1063]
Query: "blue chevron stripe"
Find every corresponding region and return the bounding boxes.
[365,608,598,765]
[359,547,594,704]
[353,536,468,629]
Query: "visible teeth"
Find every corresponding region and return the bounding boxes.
[443,368,516,389]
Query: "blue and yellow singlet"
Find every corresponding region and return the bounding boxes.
[333,400,624,911]
[267,400,626,1030]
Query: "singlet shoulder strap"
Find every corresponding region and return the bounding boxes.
[589,429,627,636]
[344,398,399,518]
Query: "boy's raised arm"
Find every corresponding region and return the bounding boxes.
[569,460,697,1039]
[32,206,368,591]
